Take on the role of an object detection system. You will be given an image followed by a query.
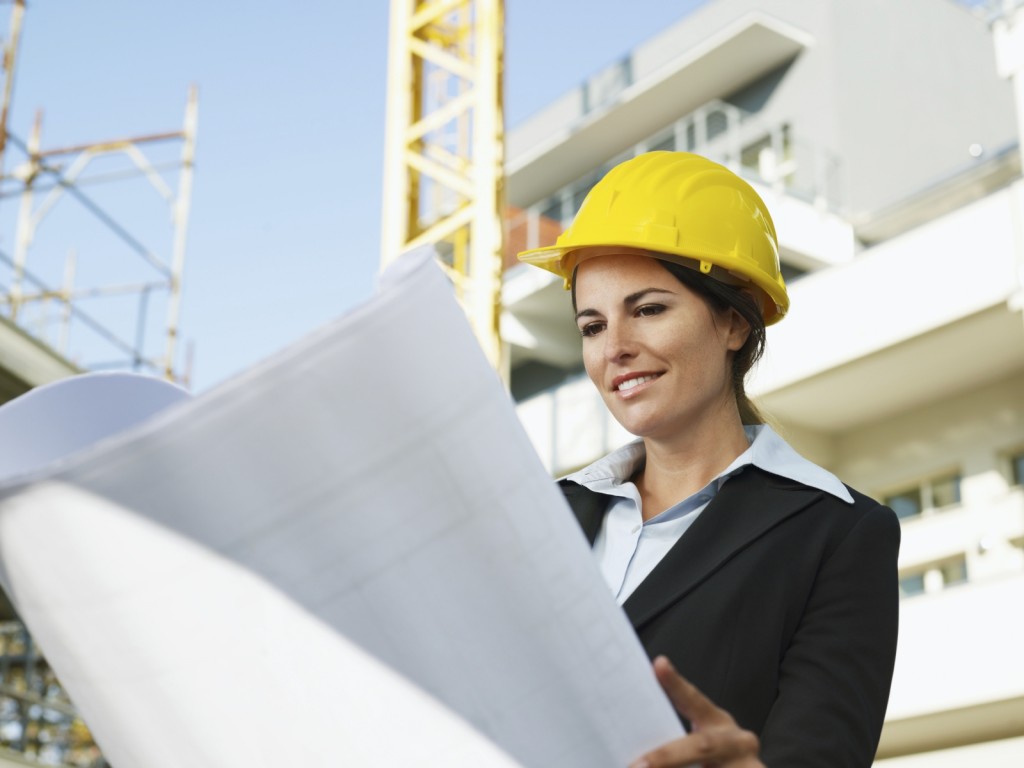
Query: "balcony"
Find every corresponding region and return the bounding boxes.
[507,11,814,208]
[879,570,1024,759]
[751,179,1024,433]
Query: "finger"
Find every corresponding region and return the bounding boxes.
[652,656,735,728]
[630,727,762,768]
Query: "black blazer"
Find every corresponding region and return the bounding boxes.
[561,465,900,768]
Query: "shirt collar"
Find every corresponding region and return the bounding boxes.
[563,424,853,504]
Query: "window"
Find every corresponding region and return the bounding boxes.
[883,471,961,522]
[684,122,697,152]
[572,181,596,216]
[1009,450,1024,486]
[779,262,808,285]
[899,556,968,599]
[885,487,923,521]
[931,474,961,508]
[898,572,925,599]
[939,559,968,588]
[540,197,564,228]
[706,108,729,142]
[648,133,675,153]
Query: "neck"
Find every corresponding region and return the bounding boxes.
[635,411,750,521]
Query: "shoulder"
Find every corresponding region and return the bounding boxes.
[840,483,901,540]
[795,477,901,570]
[736,467,900,554]
[761,464,894,519]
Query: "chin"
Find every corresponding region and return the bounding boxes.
[613,410,695,442]
[612,415,665,439]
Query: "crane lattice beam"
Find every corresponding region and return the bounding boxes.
[381,0,506,371]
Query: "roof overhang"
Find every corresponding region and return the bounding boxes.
[853,145,1022,245]
[0,316,80,404]
[506,12,814,208]
[756,302,1024,432]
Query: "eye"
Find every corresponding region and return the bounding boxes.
[579,321,605,338]
[635,303,665,318]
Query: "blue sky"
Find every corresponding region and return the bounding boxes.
[1,1,709,391]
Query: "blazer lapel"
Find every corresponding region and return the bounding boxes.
[559,479,610,545]
[622,468,824,631]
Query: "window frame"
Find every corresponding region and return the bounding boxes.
[898,554,969,599]
[1006,447,1024,487]
[882,469,962,522]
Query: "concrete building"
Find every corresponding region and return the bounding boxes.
[502,0,1024,764]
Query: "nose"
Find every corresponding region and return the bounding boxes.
[602,320,636,363]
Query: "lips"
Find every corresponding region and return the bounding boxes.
[612,372,662,393]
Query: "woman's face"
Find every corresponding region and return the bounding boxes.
[574,253,748,441]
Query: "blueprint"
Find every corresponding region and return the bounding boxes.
[0,250,683,767]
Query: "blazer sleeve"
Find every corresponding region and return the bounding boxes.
[760,501,901,767]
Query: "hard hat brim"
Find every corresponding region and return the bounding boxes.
[517,242,788,325]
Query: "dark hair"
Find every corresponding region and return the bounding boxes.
[572,257,768,425]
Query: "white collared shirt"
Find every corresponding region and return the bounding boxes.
[562,425,853,604]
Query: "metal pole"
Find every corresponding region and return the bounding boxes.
[60,248,77,354]
[162,85,198,382]
[469,0,505,371]
[0,0,25,181]
[381,0,414,268]
[10,108,40,321]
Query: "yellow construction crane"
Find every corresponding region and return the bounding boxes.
[380,0,506,373]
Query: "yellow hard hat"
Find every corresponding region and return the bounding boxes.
[517,151,789,324]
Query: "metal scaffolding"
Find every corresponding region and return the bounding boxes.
[0,2,197,386]
[0,3,194,762]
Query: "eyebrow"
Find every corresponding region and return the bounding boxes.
[574,287,675,322]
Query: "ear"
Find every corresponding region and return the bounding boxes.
[724,306,752,352]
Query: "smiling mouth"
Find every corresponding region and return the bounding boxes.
[616,374,661,392]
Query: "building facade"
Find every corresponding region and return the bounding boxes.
[502,0,1024,764]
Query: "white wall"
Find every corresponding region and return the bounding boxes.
[877,735,1024,768]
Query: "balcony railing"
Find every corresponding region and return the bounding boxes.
[506,99,842,257]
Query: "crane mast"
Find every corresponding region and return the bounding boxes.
[381,0,506,371]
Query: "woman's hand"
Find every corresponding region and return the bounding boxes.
[629,656,764,768]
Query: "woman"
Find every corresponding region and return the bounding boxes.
[518,152,899,767]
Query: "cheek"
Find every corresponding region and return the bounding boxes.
[582,344,603,384]
[666,331,728,383]
[692,341,734,388]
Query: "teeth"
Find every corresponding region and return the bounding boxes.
[618,375,656,391]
